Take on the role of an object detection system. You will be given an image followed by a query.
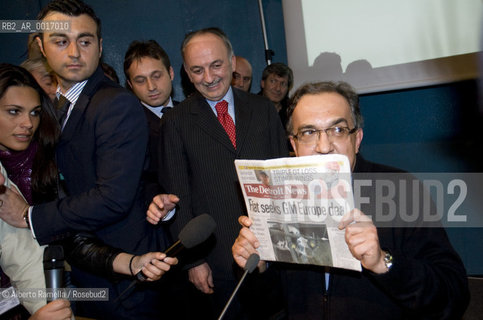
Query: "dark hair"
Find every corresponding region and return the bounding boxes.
[181,27,233,63]
[37,0,102,40]
[286,81,363,134]
[123,40,172,80]
[261,62,294,91]
[101,62,119,84]
[0,63,59,202]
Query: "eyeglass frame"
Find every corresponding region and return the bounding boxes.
[291,126,358,144]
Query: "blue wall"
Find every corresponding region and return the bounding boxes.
[1,0,482,274]
[359,80,483,275]
[361,80,481,173]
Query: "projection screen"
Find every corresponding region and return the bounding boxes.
[282,0,481,94]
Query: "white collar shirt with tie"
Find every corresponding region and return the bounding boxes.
[55,80,88,130]
[206,86,236,125]
[142,97,174,119]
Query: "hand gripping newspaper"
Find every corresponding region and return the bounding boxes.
[235,154,361,271]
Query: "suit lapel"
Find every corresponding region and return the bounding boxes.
[60,94,89,143]
[59,67,104,143]
[233,90,252,156]
[191,93,236,153]
[144,108,161,136]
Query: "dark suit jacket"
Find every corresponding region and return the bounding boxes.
[31,66,167,318]
[142,101,178,204]
[158,88,288,310]
[277,155,469,320]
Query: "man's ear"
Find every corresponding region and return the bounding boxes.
[127,79,133,89]
[355,128,363,154]
[289,137,299,157]
[98,38,103,58]
[36,35,46,58]
[169,66,175,81]
[231,54,236,71]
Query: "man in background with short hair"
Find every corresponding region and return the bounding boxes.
[124,40,179,205]
[259,62,293,128]
[231,55,252,92]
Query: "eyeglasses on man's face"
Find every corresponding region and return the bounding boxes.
[292,126,358,144]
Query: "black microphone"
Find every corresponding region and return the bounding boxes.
[218,253,260,320]
[135,213,216,281]
[43,245,65,302]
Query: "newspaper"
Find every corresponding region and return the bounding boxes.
[235,154,361,272]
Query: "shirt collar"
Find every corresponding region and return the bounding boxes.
[142,97,174,118]
[141,97,174,109]
[56,80,88,105]
[206,87,234,109]
[206,87,236,124]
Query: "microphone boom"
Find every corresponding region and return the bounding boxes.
[218,253,260,320]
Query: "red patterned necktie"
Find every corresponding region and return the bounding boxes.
[215,100,236,148]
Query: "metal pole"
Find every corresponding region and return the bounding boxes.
[258,0,274,65]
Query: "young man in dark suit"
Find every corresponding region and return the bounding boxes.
[124,40,179,208]
[0,0,177,318]
[149,28,289,319]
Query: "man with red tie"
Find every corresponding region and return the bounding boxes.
[151,27,288,319]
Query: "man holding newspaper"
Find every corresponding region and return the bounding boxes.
[232,81,469,319]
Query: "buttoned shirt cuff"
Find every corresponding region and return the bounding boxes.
[28,206,37,239]
[162,208,176,222]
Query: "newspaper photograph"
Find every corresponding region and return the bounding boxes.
[235,154,361,272]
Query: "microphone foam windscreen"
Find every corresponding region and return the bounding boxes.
[43,245,64,269]
[178,213,216,248]
[244,253,260,273]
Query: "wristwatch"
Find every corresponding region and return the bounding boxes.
[383,251,393,271]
